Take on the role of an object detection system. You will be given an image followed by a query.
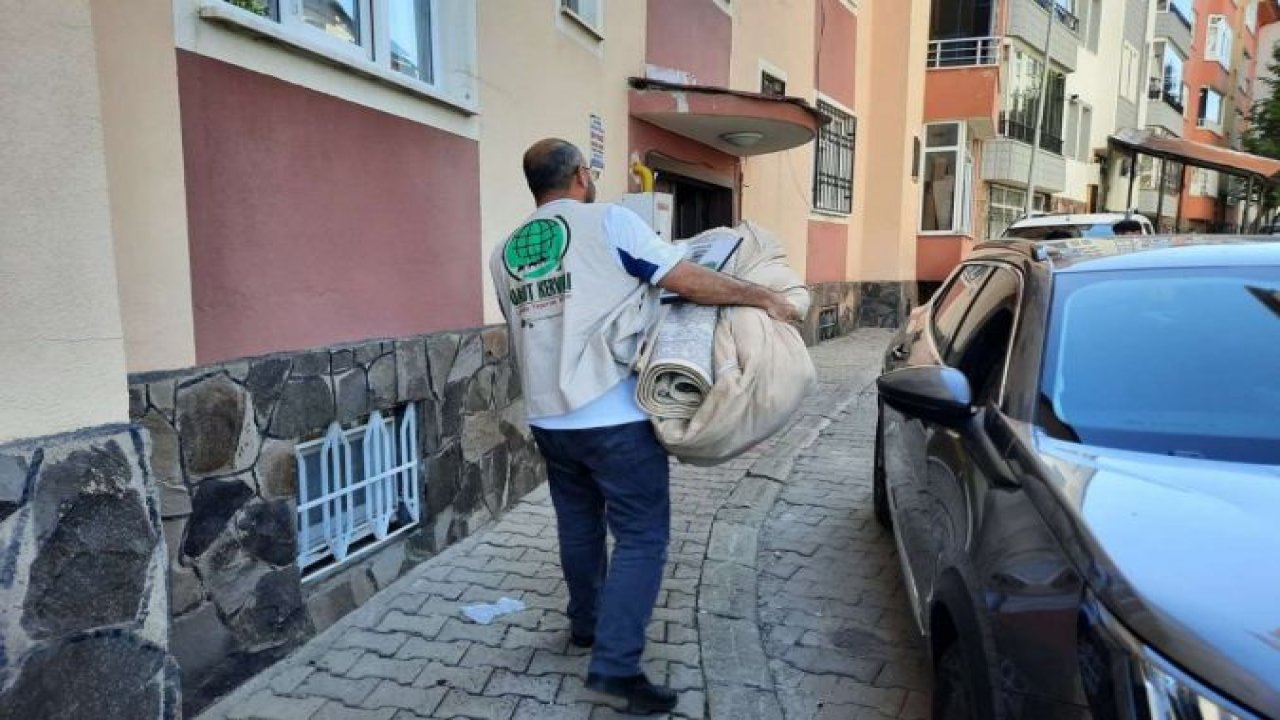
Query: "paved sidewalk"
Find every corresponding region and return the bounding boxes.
[200,330,923,720]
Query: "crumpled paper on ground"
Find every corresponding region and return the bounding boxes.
[460,597,526,625]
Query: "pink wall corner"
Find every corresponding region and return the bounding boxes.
[628,118,740,189]
[176,51,483,364]
[815,0,857,108]
[646,0,732,86]
[806,220,849,283]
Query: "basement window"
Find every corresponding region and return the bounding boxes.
[295,406,421,580]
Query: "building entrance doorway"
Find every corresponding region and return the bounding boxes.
[655,172,734,240]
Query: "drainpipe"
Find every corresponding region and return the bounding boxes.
[1024,4,1056,213]
[1155,159,1167,231]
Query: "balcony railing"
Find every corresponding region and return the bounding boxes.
[1147,79,1186,113]
[999,113,1065,154]
[1030,0,1081,33]
[927,36,1001,68]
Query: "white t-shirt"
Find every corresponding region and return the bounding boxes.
[527,202,684,430]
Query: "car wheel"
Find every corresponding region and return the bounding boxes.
[873,410,891,530]
[933,641,980,720]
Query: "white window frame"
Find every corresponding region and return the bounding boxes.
[1190,167,1220,197]
[986,184,1027,242]
[1120,42,1141,101]
[1198,86,1225,133]
[919,121,973,235]
[295,407,421,581]
[560,0,605,40]
[201,0,476,113]
[1246,0,1259,34]
[1205,15,1234,71]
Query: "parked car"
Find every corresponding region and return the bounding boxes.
[1001,212,1155,240]
[873,236,1280,719]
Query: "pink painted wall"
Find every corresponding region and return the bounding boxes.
[176,52,482,364]
[646,0,732,86]
[806,220,848,283]
[628,118,739,189]
[815,0,857,108]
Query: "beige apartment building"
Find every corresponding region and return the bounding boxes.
[0,0,930,714]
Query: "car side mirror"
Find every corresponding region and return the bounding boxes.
[876,366,974,428]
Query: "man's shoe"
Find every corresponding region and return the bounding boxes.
[585,672,677,714]
[569,632,595,648]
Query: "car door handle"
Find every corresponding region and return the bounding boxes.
[890,343,910,360]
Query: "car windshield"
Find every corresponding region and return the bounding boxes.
[1038,266,1280,464]
[1005,223,1133,240]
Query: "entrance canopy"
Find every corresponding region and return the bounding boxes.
[629,77,827,157]
[1109,127,1280,185]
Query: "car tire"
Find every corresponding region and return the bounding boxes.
[933,641,981,720]
[873,410,892,530]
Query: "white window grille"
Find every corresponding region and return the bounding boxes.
[295,406,421,579]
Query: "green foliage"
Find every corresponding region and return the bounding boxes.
[1245,43,1280,214]
[226,0,270,17]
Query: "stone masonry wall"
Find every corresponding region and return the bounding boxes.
[127,326,543,715]
[0,424,179,719]
[803,281,915,344]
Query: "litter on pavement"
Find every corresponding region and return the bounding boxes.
[459,596,526,625]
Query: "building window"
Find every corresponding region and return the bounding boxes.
[1198,87,1225,133]
[1158,0,1196,29]
[1120,42,1141,101]
[295,407,421,579]
[761,71,787,97]
[217,0,465,95]
[1084,0,1102,52]
[920,122,973,234]
[1001,47,1066,154]
[986,185,1028,241]
[561,0,603,31]
[813,99,856,215]
[1148,41,1187,113]
[1190,168,1220,197]
[1205,15,1233,71]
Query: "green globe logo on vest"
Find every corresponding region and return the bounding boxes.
[503,216,573,308]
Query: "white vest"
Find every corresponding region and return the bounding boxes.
[490,201,661,419]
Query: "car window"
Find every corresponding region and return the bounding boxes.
[945,266,1020,404]
[1039,266,1280,464]
[931,264,993,356]
[1005,225,1082,240]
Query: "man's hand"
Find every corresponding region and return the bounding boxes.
[762,290,804,325]
[658,261,805,325]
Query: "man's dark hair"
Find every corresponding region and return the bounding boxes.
[523,139,583,198]
[1113,219,1143,235]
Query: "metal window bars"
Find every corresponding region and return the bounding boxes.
[926,37,1000,68]
[813,100,855,214]
[295,405,420,578]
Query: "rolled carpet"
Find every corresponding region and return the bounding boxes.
[634,302,720,420]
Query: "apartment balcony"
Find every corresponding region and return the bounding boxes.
[1146,83,1186,135]
[1007,0,1081,72]
[1155,8,1194,56]
[925,37,1001,138]
[982,136,1067,194]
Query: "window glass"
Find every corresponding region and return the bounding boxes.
[926,123,960,147]
[922,149,958,231]
[1039,267,1280,464]
[389,0,434,84]
[303,0,361,44]
[931,265,993,355]
[946,267,1019,403]
[813,100,856,214]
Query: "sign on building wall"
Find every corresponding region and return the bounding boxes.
[589,114,606,173]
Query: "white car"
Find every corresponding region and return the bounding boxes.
[1001,212,1154,240]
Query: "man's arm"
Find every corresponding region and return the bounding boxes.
[657,260,803,324]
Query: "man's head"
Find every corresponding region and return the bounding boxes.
[1113,219,1144,236]
[523,138,596,206]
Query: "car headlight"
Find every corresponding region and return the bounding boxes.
[1138,648,1256,720]
[1079,593,1260,720]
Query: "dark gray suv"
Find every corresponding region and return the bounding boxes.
[874,236,1280,719]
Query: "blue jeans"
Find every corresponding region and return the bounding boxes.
[531,421,670,677]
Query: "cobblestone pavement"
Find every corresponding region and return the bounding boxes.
[200,330,925,720]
